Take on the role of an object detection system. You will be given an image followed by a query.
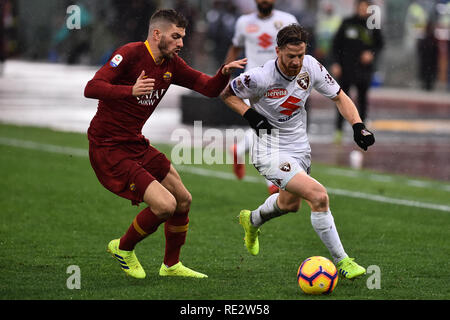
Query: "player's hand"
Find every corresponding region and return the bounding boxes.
[352,122,375,151]
[360,50,374,65]
[222,58,247,75]
[132,70,155,96]
[243,108,273,137]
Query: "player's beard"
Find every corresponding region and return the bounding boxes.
[257,2,274,16]
[279,58,301,77]
[158,35,179,60]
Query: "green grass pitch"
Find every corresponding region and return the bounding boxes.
[0,123,449,300]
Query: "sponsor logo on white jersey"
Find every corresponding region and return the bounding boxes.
[265,88,288,99]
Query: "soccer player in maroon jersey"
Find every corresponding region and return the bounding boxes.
[84,9,246,279]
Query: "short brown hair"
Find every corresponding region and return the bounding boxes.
[276,24,308,48]
[149,9,188,30]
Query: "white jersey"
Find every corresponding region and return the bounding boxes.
[230,55,341,158]
[232,10,298,70]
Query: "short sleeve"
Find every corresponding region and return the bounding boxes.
[231,17,245,48]
[310,56,341,99]
[230,68,267,100]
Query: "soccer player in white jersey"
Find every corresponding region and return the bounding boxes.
[220,24,375,279]
[225,0,298,194]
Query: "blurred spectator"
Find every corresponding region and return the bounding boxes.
[0,0,4,75]
[87,4,117,66]
[49,0,158,65]
[1,0,19,73]
[206,0,238,66]
[291,0,318,55]
[315,1,342,67]
[232,0,256,15]
[435,0,449,91]
[111,0,156,44]
[224,0,298,69]
[404,0,430,51]
[50,2,93,64]
[277,0,318,55]
[174,0,197,64]
[417,20,439,91]
[331,0,384,144]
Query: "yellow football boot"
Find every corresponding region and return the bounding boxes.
[107,239,146,279]
[239,210,260,256]
[336,257,366,280]
[159,262,208,278]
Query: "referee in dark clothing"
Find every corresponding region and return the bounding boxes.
[330,0,383,143]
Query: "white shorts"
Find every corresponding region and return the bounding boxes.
[253,153,311,190]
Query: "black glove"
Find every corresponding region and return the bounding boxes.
[352,122,375,151]
[243,108,273,137]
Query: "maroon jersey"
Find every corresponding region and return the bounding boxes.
[85,41,229,146]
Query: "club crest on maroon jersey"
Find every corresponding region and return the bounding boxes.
[163,72,172,82]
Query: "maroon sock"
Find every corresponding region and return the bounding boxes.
[119,207,164,251]
[163,210,189,267]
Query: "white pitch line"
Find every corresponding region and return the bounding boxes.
[177,165,450,213]
[0,137,89,157]
[1,137,449,213]
[326,188,450,212]
[176,165,262,183]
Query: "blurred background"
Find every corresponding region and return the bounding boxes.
[0,0,449,180]
[3,0,450,89]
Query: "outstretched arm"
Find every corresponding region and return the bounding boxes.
[173,58,247,98]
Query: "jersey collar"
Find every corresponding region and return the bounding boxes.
[144,40,164,65]
[275,58,296,82]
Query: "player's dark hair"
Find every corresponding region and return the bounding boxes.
[276,24,308,48]
[149,9,188,29]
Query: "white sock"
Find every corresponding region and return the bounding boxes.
[310,210,348,264]
[251,194,289,227]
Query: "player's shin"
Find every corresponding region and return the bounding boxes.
[251,193,289,227]
[119,207,164,251]
[310,210,348,264]
[164,209,189,267]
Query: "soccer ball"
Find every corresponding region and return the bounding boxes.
[297,256,338,295]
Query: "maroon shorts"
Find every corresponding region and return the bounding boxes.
[89,140,171,205]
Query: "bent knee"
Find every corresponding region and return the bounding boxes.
[279,201,301,213]
[153,194,177,219]
[278,196,301,213]
[182,191,192,208]
[310,191,329,212]
[176,190,192,213]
